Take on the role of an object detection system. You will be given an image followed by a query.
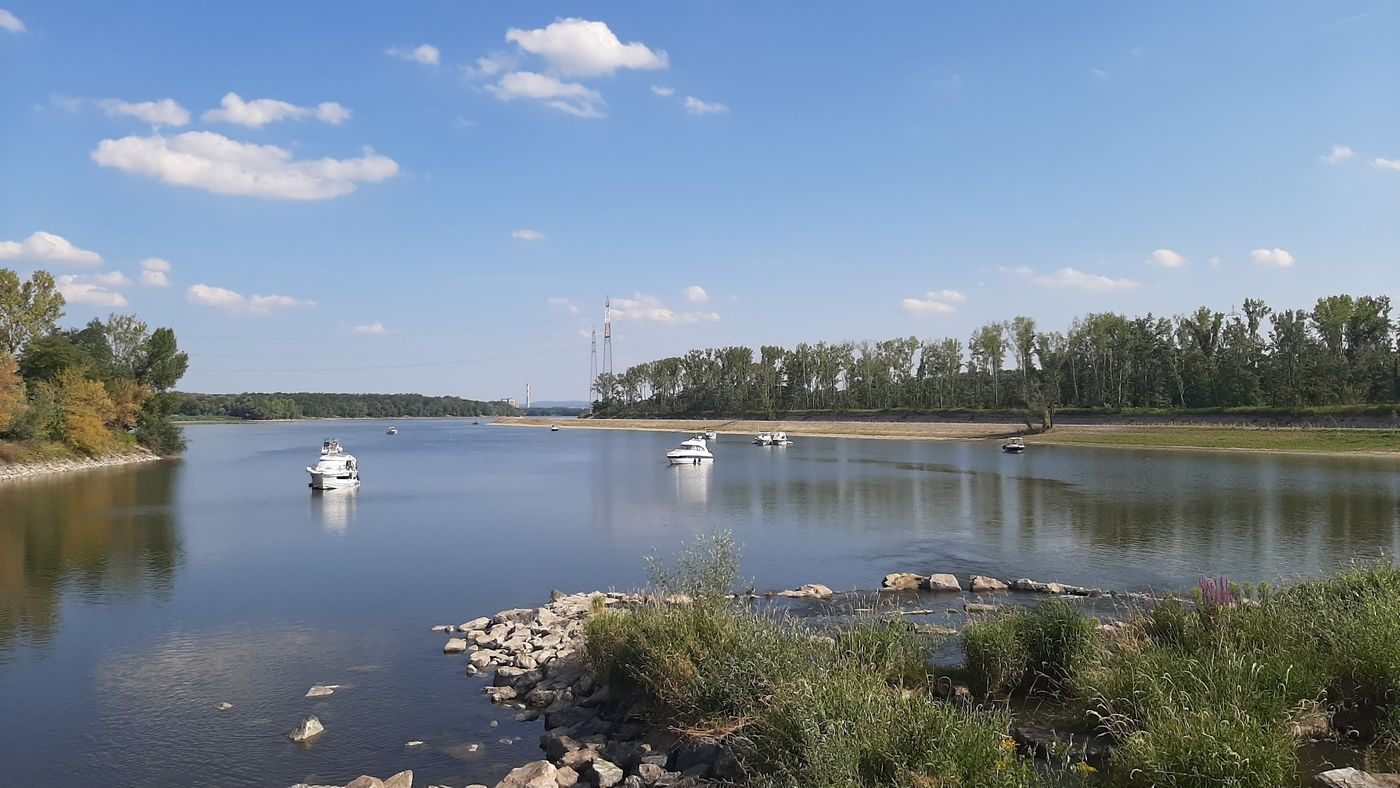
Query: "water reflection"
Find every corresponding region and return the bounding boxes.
[669,463,712,508]
[310,488,359,533]
[0,462,182,649]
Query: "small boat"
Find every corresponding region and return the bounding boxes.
[473,420,480,425]
[755,431,791,446]
[1001,437,1026,454]
[386,426,398,435]
[550,424,561,432]
[307,439,360,489]
[667,435,714,465]
[704,431,718,441]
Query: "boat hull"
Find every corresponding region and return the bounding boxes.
[308,471,360,490]
[667,455,714,465]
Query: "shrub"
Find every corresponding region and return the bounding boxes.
[134,411,185,456]
[644,529,742,602]
[962,601,1093,698]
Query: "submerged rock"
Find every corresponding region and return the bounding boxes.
[777,583,833,599]
[923,573,962,592]
[305,684,338,698]
[288,715,325,743]
[881,572,922,590]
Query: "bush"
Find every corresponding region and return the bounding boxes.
[134,411,185,456]
[644,530,742,602]
[962,601,1094,698]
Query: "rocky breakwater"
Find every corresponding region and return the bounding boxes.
[436,591,734,788]
[0,449,159,482]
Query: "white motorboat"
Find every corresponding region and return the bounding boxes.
[307,439,360,489]
[704,431,718,441]
[550,424,561,432]
[666,435,714,465]
[1001,436,1026,454]
[755,431,791,446]
[386,426,398,435]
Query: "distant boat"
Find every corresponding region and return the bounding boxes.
[667,435,714,465]
[386,426,398,435]
[473,420,480,425]
[704,431,718,440]
[550,424,560,432]
[754,431,791,446]
[308,439,360,490]
[1002,436,1026,454]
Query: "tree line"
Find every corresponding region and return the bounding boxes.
[1,269,190,456]
[172,392,520,420]
[591,294,1400,428]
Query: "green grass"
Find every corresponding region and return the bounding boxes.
[1037,426,1400,453]
[962,600,1096,699]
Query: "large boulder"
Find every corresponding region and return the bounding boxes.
[383,772,412,788]
[881,573,922,590]
[496,760,558,788]
[495,608,538,625]
[288,715,325,743]
[461,616,492,631]
[970,575,1008,592]
[444,638,469,654]
[923,573,962,592]
[777,583,833,599]
[1314,768,1400,787]
[345,776,384,788]
[554,766,580,787]
[586,759,624,788]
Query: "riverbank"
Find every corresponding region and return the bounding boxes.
[495,416,1400,456]
[437,545,1400,787]
[0,446,160,481]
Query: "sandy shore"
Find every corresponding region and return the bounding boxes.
[0,450,161,482]
[495,417,1400,457]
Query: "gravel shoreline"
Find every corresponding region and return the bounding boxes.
[0,450,161,482]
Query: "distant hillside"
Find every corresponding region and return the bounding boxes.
[173,392,520,420]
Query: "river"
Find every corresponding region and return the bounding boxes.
[1,419,1397,786]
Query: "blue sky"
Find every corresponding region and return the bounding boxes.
[1,2,1396,400]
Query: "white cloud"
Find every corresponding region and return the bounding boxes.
[0,231,103,266]
[548,296,581,316]
[1148,249,1186,268]
[201,92,351,128]
[487,71,604,117]
[683,96,728,115]
[1000,265,1035,278]
[92,131,398,200]
[186,284,315,313]
[684,285,709,303]
[1209,256,1221,268]
[97,98,190,127]
[1030,267,1140,291]
[504,18,667,77]
[651,85,675,97]
[138,257,172,287]
[1091,68,1108,79]
[385,44,440,66]
[462,53,516,79]
[1250,248,1295,268]
[1322,145,1355,165]
[353,321,389,335]
[513,229,547,241]
[901,289,966,316]
[611,293,719,324]
[1374,158,1400,171]
[57,274,128,307]
[0,9,24,33]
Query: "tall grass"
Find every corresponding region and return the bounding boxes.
[962,600,1095,698]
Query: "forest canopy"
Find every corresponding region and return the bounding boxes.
[172,392,520,420]
[591,295,1400,428]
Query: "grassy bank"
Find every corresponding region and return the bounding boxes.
[497,416,1400,455]
[583,535,1400,785]
[0,436,143,465]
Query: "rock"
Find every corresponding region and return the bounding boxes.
[215,702,233,711]
[496,608,538,625]
[636,763,665,785]
[384,772,413,788]
[496,760,558,788]
[431,624,454,632]
[305,684,338,698]
[970,575,1008,592]
[1290,707,1332,740]
[406,740,425,747]
[713,748,743,781]
[923,573,962,592]
[444,637,469,654]
[777,583,833,599]
[964,603,998,614]
[551,589,568,602]
[670,738,721,774]
[587,759,624,788]
[542,732,583,761]
[621,778,644,788]
[554,766,580,787]
[485,686,518,703]
[1012,578,1046,592]
[288,715,325,743]
[346,776,384,788]
[881,572,922,590]
[461,617,492,631]
[471,650,503,670]
[1314,769,1400,788]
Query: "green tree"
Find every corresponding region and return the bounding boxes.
[0,269,65,356]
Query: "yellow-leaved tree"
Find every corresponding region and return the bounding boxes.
[0,353,23,432]
[105,377,152,431]
[46,367,117,455]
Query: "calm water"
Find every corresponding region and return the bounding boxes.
[1,420,1398,786]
